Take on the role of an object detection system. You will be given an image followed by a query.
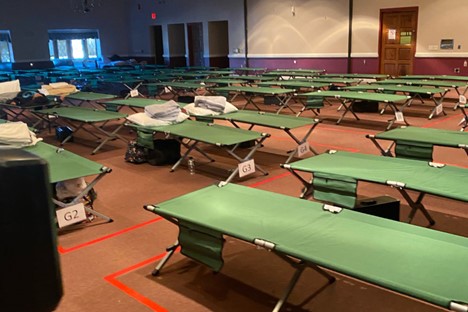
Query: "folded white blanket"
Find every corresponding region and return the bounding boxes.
[127,111,190,127]
[0,121,42,147]
[49,82,70,88]
[184,102,238,116]
[194,96,226,113]
[0,79,21,94]
[39,83,77,96]
[0,91,19,101]
[144,100,181,122]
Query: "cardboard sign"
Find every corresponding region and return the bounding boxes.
[56,203,87,228]
[130,89,139,97]
[297,142,310,157]
[238,159,255,178]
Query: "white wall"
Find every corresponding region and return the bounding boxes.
[247,0,349,57]
[353,0,468,57]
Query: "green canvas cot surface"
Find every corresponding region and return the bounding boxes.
[128,119,265,146]
[24,141,104,183]
[285,151,468,203]
[146,81,206,89]
[302,90,410,103]
[257,80,330,89]
[102,98,176,109]
[37,106,127,122]
[149,183,468,310]
[374,126,468,148]
[373,79,467,88]
[65,92,117,101]
[212,86,296,95]
[322,73,389,79]
[212,110,319,130]
[346,84,447,95]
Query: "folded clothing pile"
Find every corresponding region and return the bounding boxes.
[183,95,238,116]
[39,82,77,96]
[0,121,42,147]
[194,96,226,113]
[127,100,189,127]
[144,100,181,122]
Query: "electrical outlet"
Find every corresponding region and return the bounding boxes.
[454,68,461,73]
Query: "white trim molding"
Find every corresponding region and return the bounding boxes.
[350,52,379,58]
[415,52,468,58]
[228,53,381,59]
[247,53,348,58]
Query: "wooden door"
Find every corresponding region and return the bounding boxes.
[151,25,164,65]
[379,8,418,76]
[187,23,204,67]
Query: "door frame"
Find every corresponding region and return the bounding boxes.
[378,6,419,75]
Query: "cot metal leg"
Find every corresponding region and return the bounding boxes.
[90,122,128,154]
[272,253,335,312]
[275,94,296,115]
[171,140,215,172]
[281,165,314,199]
[366,135,394,157]
[152,241,180,276]
[223,135,270,184]
[284,122,320,164]
[56,120,104,148]
[273,264,305,312]
[53,197,112,225]
[458,105,468,131]
[337,100,360,124]
[296,105,320,117]
[428,93,448,120]
[5,107,39,125]
[397,189,435,226]
[242,94,262,111]
[386,104,410,130]
[53,167,113,223]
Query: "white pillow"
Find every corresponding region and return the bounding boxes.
[224,102,238,114]
[183,103,216,116]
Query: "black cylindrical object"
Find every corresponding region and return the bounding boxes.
[0,149,63,312]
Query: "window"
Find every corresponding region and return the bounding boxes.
[0,31,14,63]
[48,29,101,61]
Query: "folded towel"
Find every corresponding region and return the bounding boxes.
[194,96,226,113]
[144,100,181,122]
[0,121,42,147]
